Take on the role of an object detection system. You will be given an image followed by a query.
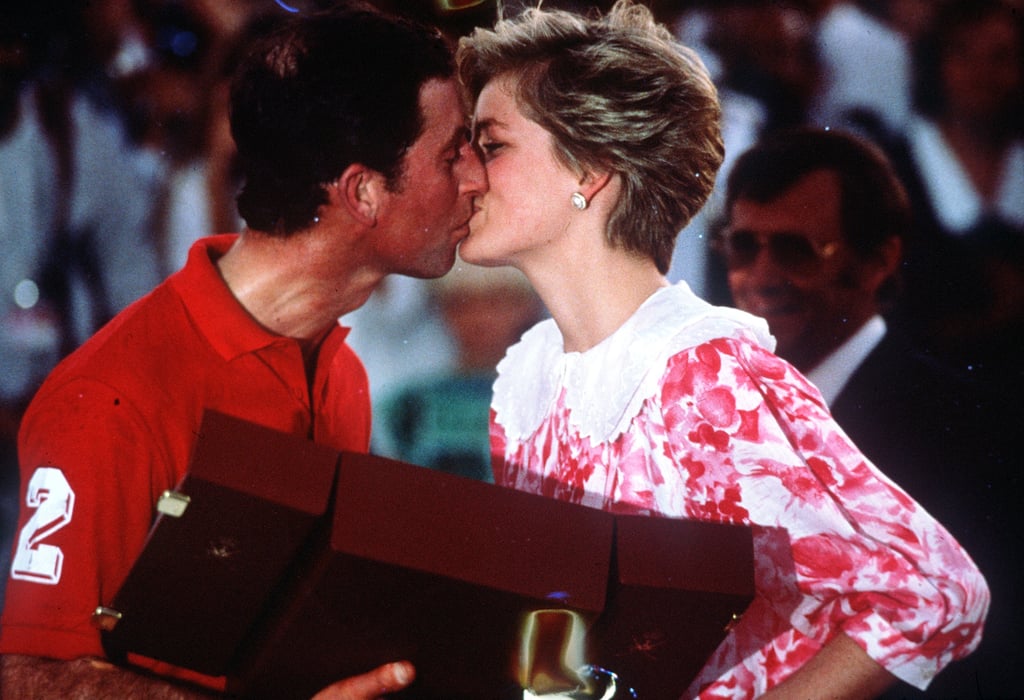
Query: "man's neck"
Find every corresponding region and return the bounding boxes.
[805,315,887,405]
[215,229,381,342]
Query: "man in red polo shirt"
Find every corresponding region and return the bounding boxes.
[0,4,485,698]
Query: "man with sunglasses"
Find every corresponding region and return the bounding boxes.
[717,126,1017,698]
[718,128,906,378]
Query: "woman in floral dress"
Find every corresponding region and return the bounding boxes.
[455,2,989,698]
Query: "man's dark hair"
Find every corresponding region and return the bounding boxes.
[230,3,454,234]
[724,127,910,258]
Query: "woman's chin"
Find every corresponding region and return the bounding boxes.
[458,234,520,270]
[457,236,489,265]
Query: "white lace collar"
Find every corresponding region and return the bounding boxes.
[492,282,775,443]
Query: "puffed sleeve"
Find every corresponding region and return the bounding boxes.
[660,337,989,692]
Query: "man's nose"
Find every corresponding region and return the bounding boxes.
[737,244,791,290]
[458,142,488,195]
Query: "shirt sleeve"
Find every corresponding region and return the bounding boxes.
[659,337,990,690]
[0,378,171,660]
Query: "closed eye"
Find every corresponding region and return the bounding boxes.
[444,127,473,167]
[478,140,504,161]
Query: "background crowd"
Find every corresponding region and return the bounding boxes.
[1,0,1021,694]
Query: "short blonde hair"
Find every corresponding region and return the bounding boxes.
[458,0,723,273]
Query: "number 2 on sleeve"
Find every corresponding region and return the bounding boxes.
[11,467,76,584]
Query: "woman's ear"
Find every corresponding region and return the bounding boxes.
[578,169,615,205]
[334,163,385,226]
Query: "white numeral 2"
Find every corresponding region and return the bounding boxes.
[11,467,75,584]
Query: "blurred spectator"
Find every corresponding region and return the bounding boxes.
[1,8,61,412]
[703,1,822,137]
[1,2,163,402]
[112,0,259,273]
[373,260,543,481]
[342,277,458,431]
[668,0,820,299]
[1,7,59,606]
[884,0,1024,389]
[1,1,166,606]
[809,0,917,139]
[717,127,1019,698]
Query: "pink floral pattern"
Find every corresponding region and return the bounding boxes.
[492,333,989,698]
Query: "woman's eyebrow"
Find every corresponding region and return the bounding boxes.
[472,117,506,136]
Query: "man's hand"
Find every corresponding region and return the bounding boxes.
[311,661,416,700]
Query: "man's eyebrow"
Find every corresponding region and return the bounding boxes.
[443,121,471,152]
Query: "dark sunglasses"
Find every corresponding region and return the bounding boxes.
[715,230,839,275]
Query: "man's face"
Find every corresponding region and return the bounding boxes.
[372,78,487,279]
[724,169,877,371]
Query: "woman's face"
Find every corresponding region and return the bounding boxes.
[460,74,583,268]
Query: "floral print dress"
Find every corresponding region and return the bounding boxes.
[490,282,989,699]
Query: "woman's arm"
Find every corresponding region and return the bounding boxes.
[659,340,989,695]
[759,633,896,700]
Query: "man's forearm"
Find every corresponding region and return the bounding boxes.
[0,654,218,699]
[1,654,416,699]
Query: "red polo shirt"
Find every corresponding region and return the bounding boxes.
[1,235,370,665]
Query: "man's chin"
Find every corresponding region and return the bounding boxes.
[400,248,460,280]
[760,316,804,352]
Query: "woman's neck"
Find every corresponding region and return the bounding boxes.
[526,249,668,354]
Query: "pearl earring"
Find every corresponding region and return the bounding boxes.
[570,192,588,210]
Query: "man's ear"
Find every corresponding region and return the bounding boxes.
[862,235,903,291]
[334,163,386,226]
